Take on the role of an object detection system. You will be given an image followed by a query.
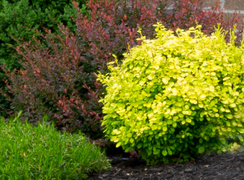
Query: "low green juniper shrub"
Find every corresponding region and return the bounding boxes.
[98,22,244,165]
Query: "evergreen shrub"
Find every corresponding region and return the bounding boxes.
[0,0,88,117]
[98,23,244,164]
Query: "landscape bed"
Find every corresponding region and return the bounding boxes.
[88,150,244,179]
[1,0,244,179]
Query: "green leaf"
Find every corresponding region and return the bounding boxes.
[112,129,120,135]
[153,147,160,155]
[162,77,170,84]
[110,135,119,142]
[198,146,205,153]
[238,135,244,142]
[116,142,121,148]
[125,147,131,152]
[147,150,152,156]
[186,118,191,123]
[226,121,230,126]
[190,99,197,104]
[162,150,167,156]
[148,74,154,80]
[163,126,168,131]
[168,149,173,155]
[152,125,158,131]
[226,114,233,119]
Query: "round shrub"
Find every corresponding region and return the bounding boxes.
[98,22,244,164]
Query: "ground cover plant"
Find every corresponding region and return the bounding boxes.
[1,0,244,143]
[0,112,110,179]
[98,23,244,165]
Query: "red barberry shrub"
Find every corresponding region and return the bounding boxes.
[1,0,144,140]
[2,0,244,141]
[3,26,110,139]
[162,0,244,44]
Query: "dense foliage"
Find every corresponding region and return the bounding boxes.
[98,23,244,164]
[0,113,110,179]
[0,0,88,117]
[2,0,244,142]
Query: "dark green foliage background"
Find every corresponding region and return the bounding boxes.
[0,0,88,117]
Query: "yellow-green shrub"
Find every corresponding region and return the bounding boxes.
[98,22,244,164]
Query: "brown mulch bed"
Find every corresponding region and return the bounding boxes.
[88,151,244,180]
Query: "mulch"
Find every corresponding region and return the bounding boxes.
[88,151,244,180]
